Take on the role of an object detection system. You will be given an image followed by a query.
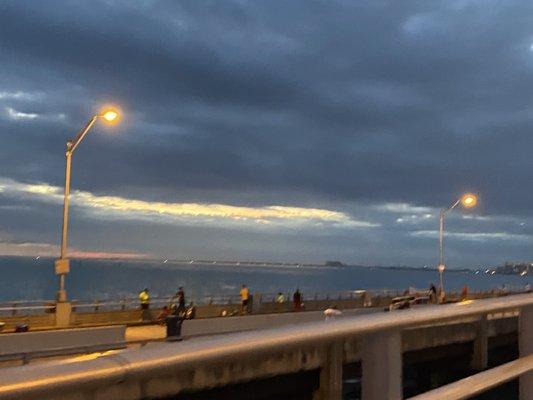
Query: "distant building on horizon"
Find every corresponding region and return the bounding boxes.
[496,262,532,276]
[325,260,344,267]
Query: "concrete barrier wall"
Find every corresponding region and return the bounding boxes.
[0,325,126,359]
[0,298,373,331]
[0,314,55,331]
[0,291,517,332]
[73,310,142,326]
[0,296,528,400]
[205,296,382,316]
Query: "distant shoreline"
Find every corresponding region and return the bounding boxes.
[0,255,477,274]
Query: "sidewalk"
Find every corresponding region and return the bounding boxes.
[125,307,378,344]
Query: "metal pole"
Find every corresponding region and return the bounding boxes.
[56,116,98,303]
[60,148,72,260]
[439,209,444,268]
[437,198,466,300]
[438,208,446,302]
[57,147,72,301]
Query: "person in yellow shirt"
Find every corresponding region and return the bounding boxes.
[139,288,150,310]
[138,288,151,321]
[240,284,249,314]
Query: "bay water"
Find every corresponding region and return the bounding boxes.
[1,256,529,303]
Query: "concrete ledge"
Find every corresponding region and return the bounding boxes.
[407,353,533,400]
[180,308,375,337]
[0,295,531,400]
[0,325,126,361]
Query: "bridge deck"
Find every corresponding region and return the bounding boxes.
[0,294,530,400]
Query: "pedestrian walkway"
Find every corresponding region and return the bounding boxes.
[125,307,377,344]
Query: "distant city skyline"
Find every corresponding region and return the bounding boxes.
[2,1,533,267]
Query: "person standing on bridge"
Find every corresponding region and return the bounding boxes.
[139,288,150,310]
[176,286,186,316]
[293,289,303,311]
[429,283,437,304]
[139,288,151,322]
[240,284,250,314]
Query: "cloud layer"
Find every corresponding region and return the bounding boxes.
[0,177,377,229]
[1,1,533,266]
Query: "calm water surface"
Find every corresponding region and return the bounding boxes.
[1,257,529,302]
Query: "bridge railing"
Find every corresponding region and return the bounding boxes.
[0,294,530,400]
[0,289,375,315]
[0,285,528,316]
[407,353,533,400]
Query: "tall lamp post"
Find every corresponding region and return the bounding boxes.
[55,109,119,326]
[437,193,477,302]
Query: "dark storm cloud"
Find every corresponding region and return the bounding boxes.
[2,0,533,265]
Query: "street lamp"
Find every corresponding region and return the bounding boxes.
[437,193,477,302]
[54,108,119,325]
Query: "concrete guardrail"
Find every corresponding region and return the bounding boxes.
[0,294,530,400]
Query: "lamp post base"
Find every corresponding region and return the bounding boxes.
[439,290,446,304]
[55,301,72,327]
[55,259,69,302]
[57,289,67,302]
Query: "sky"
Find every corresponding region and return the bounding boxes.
[1,0,533,267]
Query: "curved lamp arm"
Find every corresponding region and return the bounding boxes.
[443,198,462,214]
[67,115,98,154]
